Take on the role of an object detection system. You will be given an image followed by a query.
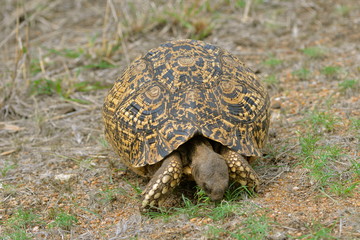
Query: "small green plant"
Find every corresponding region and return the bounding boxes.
[299,133,321,158]
[292,68,311,80]
[302,47,326,59]
[98,137,109,148]
[235,213,269,240]
[329,180,359,197]
[48,211,78,230]
[263,74,279,85]
[2,230,29,240]
[1,183,17,197]
[157,1,217,40]
[298,222,337,239]
[48,48,85,59]
[298,131,359,196]
[209,201,237,221]
[321,66,342,77]
[308,111,339,133]
[350,160,360,177]
[350,117,360,131]
[206,211,270,240]
[194,186,211,204]
[175,195,207,218]
[299,132,343,187]
[2,209,43,240]
[30,78,62,96]
[72,81,111,92]
[235,0,246,8]
[1,161,16,177]
[96,187,130,204]
[207,225,227,239]
[29,59,42,76]
[299,110,359,196]
[124,178,142,195]
[29,78,106,104]
[335,5,350,16]
[338,79,358,91]
[262,56,283,68]
[82,60,116,69]
[224,182,252,201]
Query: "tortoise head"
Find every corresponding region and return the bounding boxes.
[190,138,229,201]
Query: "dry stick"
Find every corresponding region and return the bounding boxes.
[272,224,298,231]
[108,0,121,59]
[5,8,24,107]
[339,218,343,238]
[102,0,111,57]
[265,168,288,185]
[242,0,252,22]
[38,47,49,79]
[24,13,31,89]
[62,60,75,95]
[118,25,131,65]
[116,0,131,64]
[48,108,97,122]
[275,143,299,160]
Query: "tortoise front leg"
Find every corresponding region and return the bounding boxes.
[141,151,183,210]
[220,147,260,191]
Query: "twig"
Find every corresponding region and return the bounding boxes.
[265,168,288,184]
[339,218,343,238]
[271,224,297,231]
[0,177,18,182]
[276,143,299,160]
[242,0,252,22]
[47,107,96,122]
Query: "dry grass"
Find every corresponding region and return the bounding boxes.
[1,0,359,239]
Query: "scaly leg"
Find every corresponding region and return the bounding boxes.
[220,147,260,191]
[141,151,183,210]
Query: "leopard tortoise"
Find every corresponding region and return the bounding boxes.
[103,39,270,209]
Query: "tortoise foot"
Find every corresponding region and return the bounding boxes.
[141,151,183,210]
[220,147,260,191]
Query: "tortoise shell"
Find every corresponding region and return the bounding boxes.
[103,39,269,176]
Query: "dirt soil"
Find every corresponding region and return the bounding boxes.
[1,0,359,239]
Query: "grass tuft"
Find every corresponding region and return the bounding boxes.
[263,74,279,86]
[1,209,43,240]
[262,56,283,68]
[48,210,78,230]
[1,161,17,177]
[298,222,337,239]
[298,110,358,196]
[30,78,62,96]
[292,68,311,80]
[307,111,339,133]
[321,65,342,77]
[206,209,270,240]
[335,4,351,16]
[302,47,327,59]
[48,48,85,59]
[338,79,358,92]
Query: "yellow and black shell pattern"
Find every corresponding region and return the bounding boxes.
[103,39,270,175]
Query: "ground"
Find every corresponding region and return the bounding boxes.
[0,0,359,239]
